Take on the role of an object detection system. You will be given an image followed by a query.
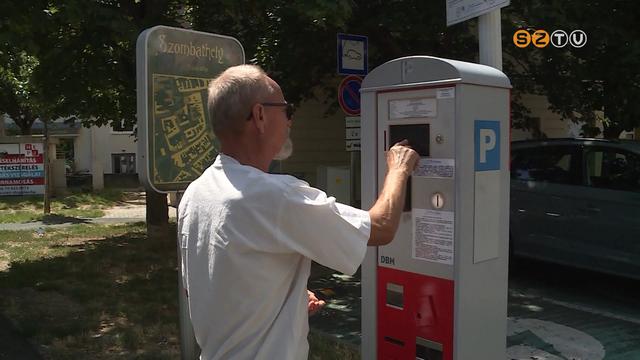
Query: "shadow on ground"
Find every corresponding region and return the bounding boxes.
[39,214,92,225]
[309,264,362,347]
[0,313,42,360]
[118,191,146,206]
[0,224,180,359]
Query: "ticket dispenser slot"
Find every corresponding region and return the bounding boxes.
[416,337,443,360]
[388,124,430,211]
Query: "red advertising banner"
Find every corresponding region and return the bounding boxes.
[0,142,45,196]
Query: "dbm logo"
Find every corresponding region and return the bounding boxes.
[475,120,500,171]
[513,29,587,48]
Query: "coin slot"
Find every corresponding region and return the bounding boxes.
[384,336,405,347]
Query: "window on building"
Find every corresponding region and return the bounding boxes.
[112,153,136,174]
[112,119,135,133]
[56,138,75,173]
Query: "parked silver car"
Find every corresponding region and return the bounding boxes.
[510,138,640,279]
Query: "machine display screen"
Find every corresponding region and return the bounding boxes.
[388,124,430,211]
[388,124,430,156]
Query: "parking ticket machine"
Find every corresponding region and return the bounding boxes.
[360,56,511,360]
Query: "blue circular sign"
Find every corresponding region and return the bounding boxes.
[338,75,362,115]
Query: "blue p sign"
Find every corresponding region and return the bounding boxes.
[475,120,500,171]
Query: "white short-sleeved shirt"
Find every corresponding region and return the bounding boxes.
[178,154,371,360]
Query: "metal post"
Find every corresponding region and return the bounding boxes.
[43,120,51,214]
[350,152,357,207]
[176,191,201,359]
[478,9,503,70]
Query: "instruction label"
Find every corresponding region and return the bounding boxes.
[413,209,454,265]
[389,98,436,119]
[413,158,455,178]
[436,87,455,99]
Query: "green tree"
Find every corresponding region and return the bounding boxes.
[1,0,191,238]
[0,49,42,135]
[502,0,640,138]
[0,0,82,134]
[191,1,476,108]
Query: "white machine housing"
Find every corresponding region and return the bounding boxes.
[360,56,511,360]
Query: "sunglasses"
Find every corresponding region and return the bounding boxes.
[247,102,295,121]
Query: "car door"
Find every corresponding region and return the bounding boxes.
[572,145,640,278]
[510,144,583,262]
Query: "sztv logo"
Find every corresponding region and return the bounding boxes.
[513,29,587,48]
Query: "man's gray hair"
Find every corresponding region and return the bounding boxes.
[207,64,275,136]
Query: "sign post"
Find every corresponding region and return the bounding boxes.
[136,26,244,360]
[337,35,367,207]
[446,0,509,70]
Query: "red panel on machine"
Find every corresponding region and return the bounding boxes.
[377,266,454,360]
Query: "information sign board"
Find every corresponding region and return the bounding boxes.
[136,26,244,192]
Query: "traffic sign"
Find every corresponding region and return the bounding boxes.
[338,75,362,116]
[446,0,510,26]
[337,33,368,75]
[345,116,361,152]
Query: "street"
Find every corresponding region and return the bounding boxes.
[507,258,640,360]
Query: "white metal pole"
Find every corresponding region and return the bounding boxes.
[478,9,503,70]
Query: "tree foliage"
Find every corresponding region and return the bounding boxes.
[0,0,189,133]
[0,49,42,134]
[503,0,640,138]
[191,1,476,109]
[3,0,637,139]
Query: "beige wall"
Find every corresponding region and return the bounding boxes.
[74,125,136,174]
[102,130,136,174]
[518,93,593,139]
[75,127,93,173]
[281,97,350,187]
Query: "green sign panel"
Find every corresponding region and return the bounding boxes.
[136,26,244,192]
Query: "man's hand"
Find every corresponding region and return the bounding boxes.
[367,140,420,246]
[386,139,419,176]
[307,290,325,316]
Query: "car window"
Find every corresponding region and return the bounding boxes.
[585,147,640,192]
[511,145,579,184]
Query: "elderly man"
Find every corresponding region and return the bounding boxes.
[178,64,418,359]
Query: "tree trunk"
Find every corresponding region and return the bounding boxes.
[146,189,169,243]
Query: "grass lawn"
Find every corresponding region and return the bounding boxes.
[0,223,359,359]
[0,189,133,223]
[0,223,179,359]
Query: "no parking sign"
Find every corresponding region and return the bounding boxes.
[338,75,362,116]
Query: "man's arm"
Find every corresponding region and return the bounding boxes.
[367,140,419,246]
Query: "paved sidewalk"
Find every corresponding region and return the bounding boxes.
[0,207,177,231]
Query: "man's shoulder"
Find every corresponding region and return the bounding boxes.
[267,173,308,188]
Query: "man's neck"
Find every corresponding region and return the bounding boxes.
[220,144,271,172]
